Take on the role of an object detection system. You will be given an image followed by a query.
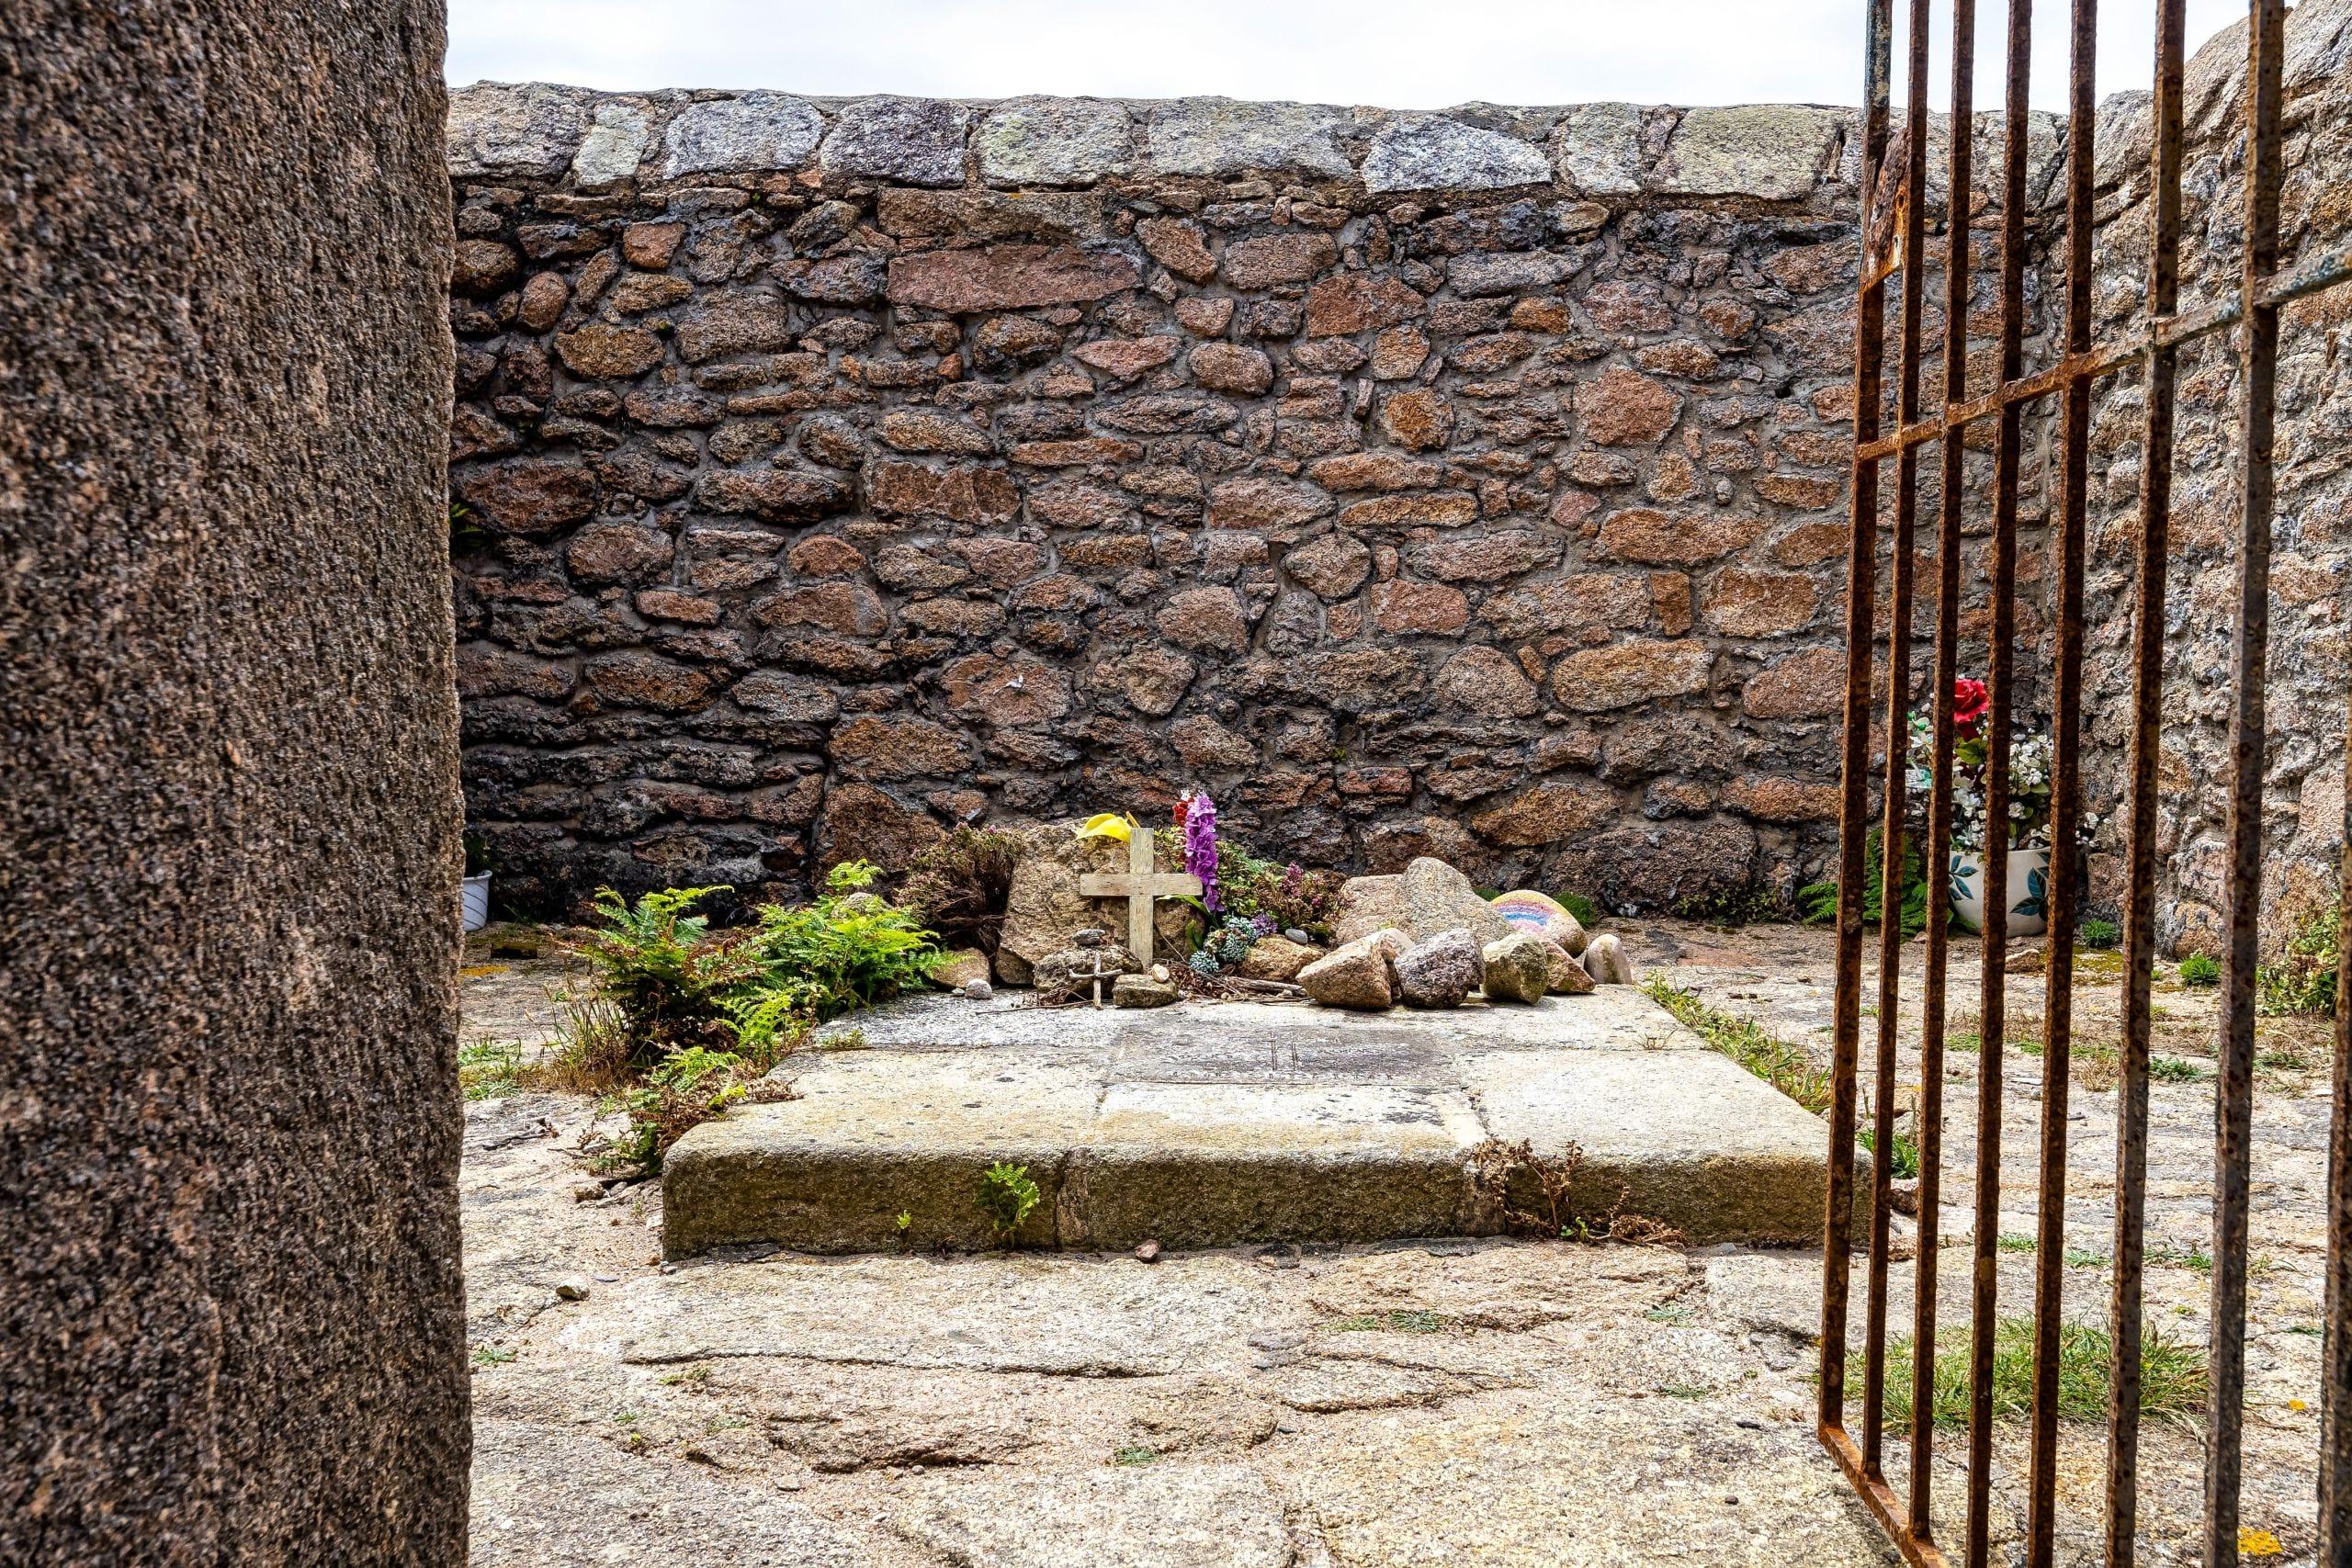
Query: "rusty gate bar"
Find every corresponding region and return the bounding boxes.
[1820,0,2352,1563]
[1968,0,2036,1556]
[1817,0,1888,1467]
[1906,0,1978,1544]
[1862,0,1936,1487]
[2109,2,2186,1562]
[2208,2,2286,1561]
[2024,0,2098,1559]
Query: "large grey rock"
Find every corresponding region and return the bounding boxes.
[1297,930,1407,1011]
[1553,101,1646,195]
[998,823,1189,979]
[1581,931,1638,986]
[1363,116,1552,193]
[1542,939,1597,996]
[571,98,650,186]
[820,96,971,187]
[1332,857,1510,948]
[448,81,590,177]
[1479,934,1553,1004]
[662,91,825,177]
[1394,930,1483,1010]
[1145,97,1351,178]
[1112,973,1181,1010]
[1651,105,1843,200]
[927,947,992,991]
[978,96,1136,186]
[1238,934,1321,983]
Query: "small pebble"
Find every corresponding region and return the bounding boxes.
[571,1182,603,1202]
[553,1279,590,1302]
[1134,1239,1162,1264]
[961,979,993,1000]
[1283,928,1313,946]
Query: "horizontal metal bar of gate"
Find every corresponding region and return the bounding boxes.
[1818,1,2352,1565]
[1854,243,2352,464]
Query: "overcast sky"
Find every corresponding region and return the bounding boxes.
[447,0,2253,113]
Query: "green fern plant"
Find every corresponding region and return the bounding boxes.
[1797,827,1933,936]
[571,886,760,1062]
[744,861,937,1021]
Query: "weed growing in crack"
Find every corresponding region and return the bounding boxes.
[1467,1137,1683,1247]
[1641,979,1833,1113]
[977,1161,1041,1246]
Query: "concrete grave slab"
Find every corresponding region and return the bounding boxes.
[664,988,1831,1257]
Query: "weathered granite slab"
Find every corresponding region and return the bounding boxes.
[666,988,1830,1256]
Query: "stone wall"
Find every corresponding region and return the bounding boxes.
[448,84,1969,918]
[446,22,2346,931]
[2072,0,2352,950]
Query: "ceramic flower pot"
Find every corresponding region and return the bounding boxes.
[461,871,492,934]
[1949,848,2050,937]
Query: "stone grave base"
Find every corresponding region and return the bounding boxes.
[662,988,1832,1258]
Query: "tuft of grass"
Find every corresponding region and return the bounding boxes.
[1558,891,1601,927]
[1329,1308,1462,1335]
[2177,953,2222,987]
[1996,1233,2038,1254]
[1860,1316,2208,1430]
[1859,1125,1923,1179]
[2078,918,2121,951]
[2064,1248,2108,1269]
[2015,1037,2044,1056]
[2150,1055,2209,1083]
[1657,1382,1713,1400]
[458,1036,526,1101]
[2148,1242,2212,1274]
[1944,1030,1983,1055]
[1112,1446,1159,1466]
[1644,979,1833,1113]
[470,1345,516,1366]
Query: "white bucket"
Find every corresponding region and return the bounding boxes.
[461,872,492,934]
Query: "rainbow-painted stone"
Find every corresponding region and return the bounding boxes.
[1488,889,1588,955]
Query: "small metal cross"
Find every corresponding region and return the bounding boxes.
[1077,828,1204,969]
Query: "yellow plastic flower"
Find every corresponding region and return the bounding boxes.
[2239,1528,2284,1557]
[1074,812,1137,843]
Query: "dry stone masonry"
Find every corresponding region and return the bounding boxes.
[449,85,1885,918]
[446,19,2348,933]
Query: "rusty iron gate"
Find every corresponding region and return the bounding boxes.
[1819,0,2352,1563]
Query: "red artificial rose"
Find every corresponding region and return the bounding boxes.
[1172,797,1191,827]
[1951,676,1989,734]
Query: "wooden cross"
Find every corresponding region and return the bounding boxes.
[1078,829,1203,967]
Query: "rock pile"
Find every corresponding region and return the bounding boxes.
[1290,856,1630,1010]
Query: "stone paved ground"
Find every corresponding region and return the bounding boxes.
[457,920,2336,1565]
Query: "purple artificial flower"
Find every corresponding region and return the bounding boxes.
[1182,792,1220,913]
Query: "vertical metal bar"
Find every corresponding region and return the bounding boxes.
[1864,0,1936,1483]
[1910,0,1978,1544]
[2326,714,2352,1567]
[1824,0,1896,1442]
[1967,1,2033,1561]
[2025,2,2098,1562]
[2109,5,2185,1563]
[2207,4,2287,1564]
